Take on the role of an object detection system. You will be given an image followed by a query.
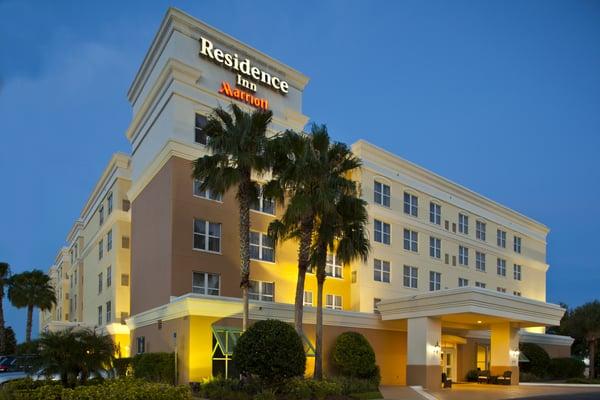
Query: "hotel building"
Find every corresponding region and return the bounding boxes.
[41,8,572,388]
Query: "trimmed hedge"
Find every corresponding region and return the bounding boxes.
[233,320,306,383]
[331,332,379,380]
[132,352,175,384]
[549,357,586,379]
[519,343,551,378]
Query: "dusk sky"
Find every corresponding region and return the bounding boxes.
[1,0,599,342]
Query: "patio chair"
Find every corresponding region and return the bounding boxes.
[477,370,490,383]
[496,370,512,385]
[442,372,452,388]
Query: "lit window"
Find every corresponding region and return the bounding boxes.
[475,281,486,289]
[374,181,390,207]
[195,114,208,145]
[430,202,441,225]
[303,291,313,306]
[374,220,391,245]
[251,186,275,215]
[97,305,102,326]
[192,272,220,296]
[476,221,486,241]
[497,287,507,293]
[497,229,507,248]
[249,280,274,302]
[250,231,275,262]
[475,251,486,272]
[98,239,103,260]
[106,301,112,323]
[98,272,103,294]
[107,193,113,215]
[403,229,418,252]
[193,219,221,252]
[403,265,418,289]
[107,230,112,252]
[193,179,223,201]
[107,266,112,288]
[513,264,522,281]
[137,336,145,354]
[325,253,343,278]
[458,277,469,287]
[429,237,441,259]
[99,205,104,225]
[458,246,469,266]
[403,193,418,217]
[458,213,469,234]
[497,258,506,277]
[326,294,343,310]
[429,271,441,291]
[514,236,522,253]
[374,259,390,283]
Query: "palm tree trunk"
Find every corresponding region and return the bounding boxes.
[314,273,325,380]
[294,219,314,334]
[0,286,5,353]
[25,304,33,342]
[238,176,252,332]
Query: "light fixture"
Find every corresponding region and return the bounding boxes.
[477,320,482,324]
[433,341,441,355]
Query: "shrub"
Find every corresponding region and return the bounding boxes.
[519,343,551,378]
[253,389,276,400]
[279,377,312,400]
[306,379,343,400]
[549,357,586,379]
[113,357,133,378]
[465,369,479,382]
[132,352,175,384]
[519,371,542,382]
[233,320,305,384]
[566,377,600,384]
[331,332,378,380]
[329,376,379,395]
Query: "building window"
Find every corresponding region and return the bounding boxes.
[326,294,343,310]
[497,229,506,248]
[374,259,391,283]
[303,291,313,306]
[429,271,441,291]
[107,266,112,288]
[429,237,441,259]
[250,231,275,262]
[193,179,223,201]
[373,298,381,314]
[403,229,418,252]
[458,213,469,234]
[513,291,522,297]
[137,336,145,354]
[475,281,486,289]
[195,114,208,145]
[476,221,486,241]
[251,186,275,215]
[326,253,343,278]
[97,305,102,326]
[513,264,522,280]
[374,181,390,207]
[122,236,130,249]
[403,265,418,289]
[121,273,130,286]
[458,277,469,287]
[374,220,390,244]
[514,236,522,253]
[192,272,220,296]
[249,280,274,302]
[107,192,113,215]
[99,205,104,225]
[98,239,103,260]
[430,202,441,225]
[458,246,469,266]
[122,199,131,212]
[98,272,103,294]
[497,287,507,293]
[107,230,113,252]
[106,301,112,323]
[475,251,486,272]
[193,219,221,253]
[497,258,507,277]
[403,192,418,217]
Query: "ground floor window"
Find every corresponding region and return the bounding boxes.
[212,327,241,379]
[249,280,274,302]
[326,294,343,310]
[476,344,489,371]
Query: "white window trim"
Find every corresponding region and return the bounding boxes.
[429,271,441,291]
[303,291,313,307]
[374,219,391,245]
[373,259,391,283]
[458,246,469,266]
[250,186,276,216]
[250,231,275,263]
[403,265,418,289]
[373,180,391,208]
[325,253,343,279]
[193,219,222,254]
[429,236,441,259]
[403,229,418,253]
[403,192,419,217]
[192,271,221,296]
[429,202,442,225]
[325,294,343,310]
[193,179,223,203]
[249,280,275,302]
[458,213,469,235]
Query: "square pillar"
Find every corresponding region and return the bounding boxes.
[490,322,520,384]
[406,317,442,389]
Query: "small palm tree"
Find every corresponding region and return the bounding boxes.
[192,104,273,331]
[76,329,116,384]
[0,262,10,354]
[8,270,56,342]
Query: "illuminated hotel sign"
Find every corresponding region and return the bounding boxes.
[199,37,289,95]
[218,81,268,110]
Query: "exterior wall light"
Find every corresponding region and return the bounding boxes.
[433,341,441,355]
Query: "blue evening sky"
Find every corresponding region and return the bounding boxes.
[1,0,599,342]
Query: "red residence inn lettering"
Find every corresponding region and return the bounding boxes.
[218,81,269,110]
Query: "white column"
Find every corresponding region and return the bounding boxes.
[490,322,520,384]
[406,317,442,389]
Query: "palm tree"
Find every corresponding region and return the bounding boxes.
[192,104,273,331]
[76,329,116,384]
[8,269,56,342]
[0,262,10,354]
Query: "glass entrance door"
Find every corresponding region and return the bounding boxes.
[441,348,457,382]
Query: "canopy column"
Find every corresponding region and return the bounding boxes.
[490,322,520,384]
[406,316,442,389]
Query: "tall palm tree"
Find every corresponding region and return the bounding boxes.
[192,103,273,331]
[8,269,56,342]
[0,262,10,354]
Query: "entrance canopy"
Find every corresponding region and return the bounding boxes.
[377,287,565,329]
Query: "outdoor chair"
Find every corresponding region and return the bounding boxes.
[496,370,512,385]
[442,372,452,388]
[477,370,490,383]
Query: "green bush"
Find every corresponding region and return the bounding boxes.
[549,357,586,379]
[113,357,133,378]
[132,352,175,384]
[279,377,312,400]
[329,375,379,395]
[306,379,343,400]
[519,371,542,382]
[566,377,600,384]
[253,389,276,400]
[519,343,551,378]
[331,332,378,380]
[465,369,479,382]
[233,320,305,383]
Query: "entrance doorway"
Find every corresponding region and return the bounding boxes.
[442,347,457,382]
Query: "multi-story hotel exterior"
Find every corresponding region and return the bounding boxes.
[41,7,573,389]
